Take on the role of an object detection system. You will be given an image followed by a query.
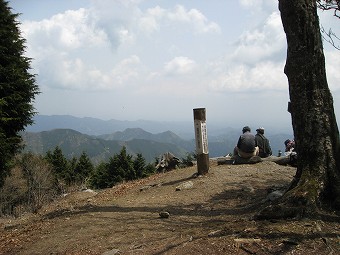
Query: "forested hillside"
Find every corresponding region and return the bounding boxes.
[21,129,189,164]
[22,127,291,164]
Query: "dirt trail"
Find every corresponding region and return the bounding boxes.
[1,161,339,255]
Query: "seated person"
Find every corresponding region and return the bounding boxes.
[234,126,259,159]
[284,139,297,166]
[284,139,295,153]
[255,127,272,158]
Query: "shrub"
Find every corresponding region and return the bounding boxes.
[0,153,57,216]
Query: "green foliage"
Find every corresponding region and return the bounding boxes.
[134,153,146,178]
[0,0,39,187]
[180,152,196,168]
[45,148,94,187]
[90,147,155,189]
[107,146,135,184]
[22,128,190,164]
[143,163,156,177]
[1,146,154,215]
[88,162,110,189]
[74,151,94,185]
[45,146,71,190]
[68,156,78,184]
[44,146,153,189]
[134,153,155,178]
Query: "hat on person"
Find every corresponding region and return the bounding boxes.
[242,126,251,133]
[256,127,265,133]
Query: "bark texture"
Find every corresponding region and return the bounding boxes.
[259,0,340,218]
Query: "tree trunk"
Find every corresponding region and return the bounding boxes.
[258,0,340,219]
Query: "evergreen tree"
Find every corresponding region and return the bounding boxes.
[133,153,155,178]
[107,155,125,186]
[108,146,135,183]
[134,153,146,178]
[180,152,195,167]
[89,162,110,189]
[0,0,39,187]
[74,151,94,185]
[143,163,156,177]
[89,148,155,189]
[45,146,69,184]
[68,156,78,184]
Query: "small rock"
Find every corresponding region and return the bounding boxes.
[175,181,194,191]
[241,185,255,193]
[208,230,224,237]
[159,211,170,218]
[282,239,299,245]
[267,190,284,201]
[140,185,152,191]
[83,189,97,194]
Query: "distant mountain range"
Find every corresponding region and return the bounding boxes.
[26,115,195,138]
[22,115,293,164]
[22,128,191,164]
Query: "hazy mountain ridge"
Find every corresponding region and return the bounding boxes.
[22,129,190,164]
[23,115,293,162]
[26,115,195,138]
[99,128,194,151]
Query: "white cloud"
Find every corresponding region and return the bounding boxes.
[138,6,165,34]
[117,28,135,45]
[232,11,285,65]
[110,55,141,86]
[209,61,286,92]
[239,0,277,14]
[21,8,108,52]
[163,57,197,75]
[168,5,221,34]
[138,4,220,35]
[21,2,287,97]
[11,0,339,124]
[239,0,262,8]
[20,1,221,94]
[35,54,142,91]
[206,10,287,93]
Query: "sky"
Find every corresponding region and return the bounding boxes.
[7,0,340,132]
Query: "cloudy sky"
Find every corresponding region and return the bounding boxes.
[8,0,340,131]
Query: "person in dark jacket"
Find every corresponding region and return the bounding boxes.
[255,127,272,158]
[284,139,297,166]
[234,126,259,159]
[284,139,295,153]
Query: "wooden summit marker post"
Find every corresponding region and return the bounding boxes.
[193,108,209,175]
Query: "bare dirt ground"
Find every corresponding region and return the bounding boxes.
[1,160,340,255]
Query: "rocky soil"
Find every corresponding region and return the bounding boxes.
[1,160,339,255]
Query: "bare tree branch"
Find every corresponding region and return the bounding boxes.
[317,0,340,50]
[317,0,340,18]
[320,25,340,50]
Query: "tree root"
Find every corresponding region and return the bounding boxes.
[254,188,318,220]
[254,203,305,220]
